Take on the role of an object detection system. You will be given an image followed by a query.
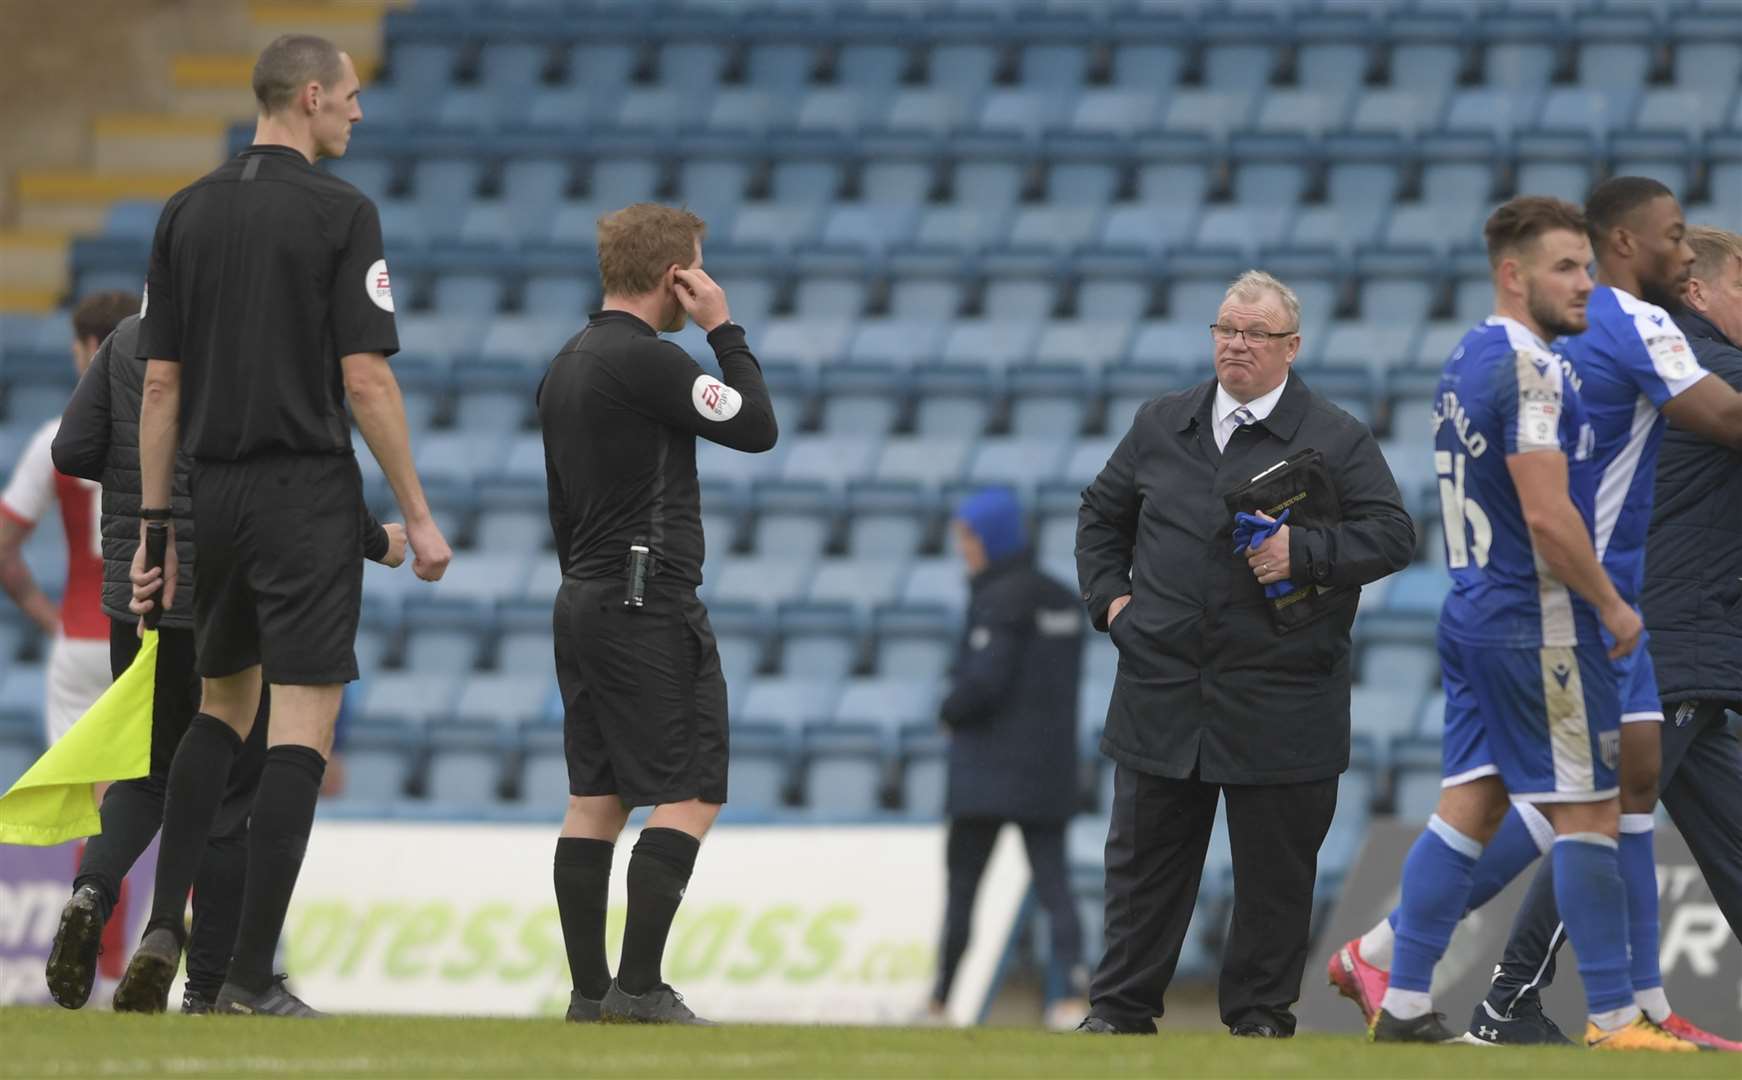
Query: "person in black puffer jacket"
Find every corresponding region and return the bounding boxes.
[42,313,402,1014]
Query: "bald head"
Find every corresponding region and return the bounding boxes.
[253,34,346,115]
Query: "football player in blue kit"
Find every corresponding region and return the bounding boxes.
[1355,196,1692,1052]
[1336,180,1742,1051]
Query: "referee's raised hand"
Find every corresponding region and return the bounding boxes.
[672,267,731,332]
[406,515,451,582]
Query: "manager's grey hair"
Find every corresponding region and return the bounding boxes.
[1222,270,1302,331]
[253,34,346,114]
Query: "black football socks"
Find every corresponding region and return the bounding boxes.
[555,837,616,1000]
[145,715,241,942]
[617,828,700,996]
[226,745,325,994]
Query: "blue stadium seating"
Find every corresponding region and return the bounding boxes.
[30,0,1732,932]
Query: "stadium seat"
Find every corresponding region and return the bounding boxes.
[1350,685,1427,746]
[900,736,948,818]
[834,676,942,730]
[808,558,910,609]
[1164,90,1255,136]
[1065,90,1158,137]
[884,88,975,136]
[520,740,572,809]
[740,677,842,730]
[730,737,793,812]
[979,89,1068,140]
[1390,42,1462,96]
[1386,565,1450,616]
[838,43,909,91]
[901,556,969,614]
[1319,740,1378,881]
[844,493,932,558]
[658,41,730,94]
[454,673,554,729]
[1633,89,1720,138]
[1347,90,1442,136]
[710,555,817,608]
[778,435,880,487]
[876,436,975,487]
[425,739,507,807]
[1392,737,1445,821]
[358,671,462,727]
[802,728,888,818]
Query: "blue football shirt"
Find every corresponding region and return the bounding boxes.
[1557,285,1707,604]
[1435,316,1600,648]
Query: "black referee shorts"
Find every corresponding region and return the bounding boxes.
[554,578,729,808]
[189,452,364,685]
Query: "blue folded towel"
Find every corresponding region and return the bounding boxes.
[1233,508,1295,600]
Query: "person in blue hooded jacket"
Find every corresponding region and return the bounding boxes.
[928,487,1085,1027]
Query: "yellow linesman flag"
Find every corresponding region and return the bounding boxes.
[0,630,157,846]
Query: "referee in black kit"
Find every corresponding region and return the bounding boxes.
[540,204,776,1025]
[113,34,451,1018]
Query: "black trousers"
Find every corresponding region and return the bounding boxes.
[1088,764,1339,1035]
[1487,699,1742,1009]
[74,621,266,998]
[932,818,1083,1004]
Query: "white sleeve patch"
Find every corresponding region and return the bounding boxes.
[365,258,394,313]
[691,375,742,422]
[1519,399,1560,450]
[1629,300,1704,393]
[1643,328,1702,388]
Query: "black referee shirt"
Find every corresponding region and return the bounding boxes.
[538,311,777,590]
[136,144,399,461]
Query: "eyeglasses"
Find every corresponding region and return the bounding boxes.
[1209,324,1299,345]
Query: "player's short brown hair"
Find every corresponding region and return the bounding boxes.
[596,204,706,297]
[1484,196,1589,269]
[253,34,346,114]
[71,290,138,345]
[1686,225,1742,283]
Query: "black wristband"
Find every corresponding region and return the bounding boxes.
[140,507,172,522]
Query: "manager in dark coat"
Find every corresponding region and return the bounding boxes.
[929,486,1086,1027]
[1075,270,1415,1038]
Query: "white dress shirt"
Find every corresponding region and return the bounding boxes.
[1212,376,1290,453]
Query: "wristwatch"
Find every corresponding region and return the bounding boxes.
[140,507,172,522]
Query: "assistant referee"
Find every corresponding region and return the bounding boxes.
[540,204,776,1025]
[113,34,452,1018]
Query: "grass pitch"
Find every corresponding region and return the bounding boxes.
[4,1008,1737,1078]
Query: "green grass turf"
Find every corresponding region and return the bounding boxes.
[3,1009,1737,1079]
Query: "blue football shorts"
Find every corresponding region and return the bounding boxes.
[1437,625,1622,802]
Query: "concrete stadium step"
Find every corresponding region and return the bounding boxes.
[0,0,395,312]
[15,171,203,233]
[92,115,230,175]
[0,232,72,296]
[247,1,397,59]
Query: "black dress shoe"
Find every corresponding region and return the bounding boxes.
[1231,1022,1286,1038]
[1074,1015,1157,1035]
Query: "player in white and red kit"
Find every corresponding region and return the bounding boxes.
[0,292,137,746]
